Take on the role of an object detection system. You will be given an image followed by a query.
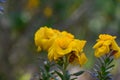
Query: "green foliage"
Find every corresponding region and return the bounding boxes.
[38,60,84,80]
[39,61,55,80]
[94,53,115,80]
[71,71,84,76]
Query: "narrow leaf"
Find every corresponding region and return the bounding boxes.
[107,58,114,65]
[106,65,115,70]
[71,77,77,80]
[71,71,84,76]
[54,70,63,80]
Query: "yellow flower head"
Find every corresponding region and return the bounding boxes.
[48,37,87,66]
[93,34,120,58]
[48,31,74,61]
[34,26,60,51]
[68,39,87,66]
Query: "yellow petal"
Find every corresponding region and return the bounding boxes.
[68,39,86,52]
[114,50,120,59]
[93,41,103,49]
[78,53,87,66]
[48,45,56,61]
[61,31,74,39]
[94,50,101,57]
[111,40,120,50]
[103,40,112,46]
[99,34,116,40]
[94,46,109,57]
[37,46,42,52]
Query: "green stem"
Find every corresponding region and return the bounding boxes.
[63,56,68,70]
[63,56,70,80]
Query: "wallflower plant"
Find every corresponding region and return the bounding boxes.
[92,34,120,80]
[33,26,120,80]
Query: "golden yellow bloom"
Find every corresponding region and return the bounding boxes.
[44,7,53,18]
[48,38,87,66]
[34,26,60,51]
[68,40,87,66]
[93,34,120,58]
[48,31,74,61]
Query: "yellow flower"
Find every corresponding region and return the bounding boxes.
[48,31,74,61]
[68,40,87,66]
[93,34,120,58]
[34,26,60,51]
[48,37,87,66]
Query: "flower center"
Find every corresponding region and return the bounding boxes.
[69,51,76,63]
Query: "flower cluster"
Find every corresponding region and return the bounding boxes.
[92,34,120,80]
[34,26,87,66]
[34,26,120,80]
[93,34,120,58]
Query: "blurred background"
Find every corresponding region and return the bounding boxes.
[0,0,120,80]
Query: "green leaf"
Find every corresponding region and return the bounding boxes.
[64,71,70,80]
[101,65,106,72]
[95,64,100,70]
[54,70,64,80]
[71,71,84,76]
[44,63,50,72]
[56,64,64,71]
[49,73,58,80]
[103,71,110,76]
[105,57,110,64]
[98,57,105,65]
[71,77,77,80]
[94,53,115,80]
[107,65,115,69]
[107,58,114,65]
